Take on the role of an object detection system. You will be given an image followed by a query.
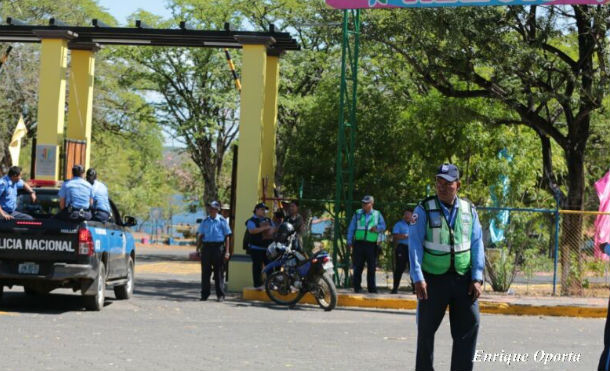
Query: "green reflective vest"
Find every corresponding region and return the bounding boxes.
[422,197,473,275]
[354,209,380,243]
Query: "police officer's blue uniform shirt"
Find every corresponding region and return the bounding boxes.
[247,215,271,250]
[58,177,93,209]
[91,180,111,212]
[346,209,386,245]
[408,196,485,283]
[392,220,410,245]
[0,175,24,213]
[198,214,231,242]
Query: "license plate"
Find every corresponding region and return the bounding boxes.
[18,262,39,275]
[323,262,334,271]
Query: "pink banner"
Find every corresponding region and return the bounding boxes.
[326,0,609,8]
[594,170,610,260]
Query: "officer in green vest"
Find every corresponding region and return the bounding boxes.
[409,164,485,371]
[347,195,386,293]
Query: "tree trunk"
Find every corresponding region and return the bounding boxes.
[190,139,219,204]
[560,148,585,295]
[202,169,218,205]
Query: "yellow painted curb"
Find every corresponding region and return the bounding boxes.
[243,289,607,318]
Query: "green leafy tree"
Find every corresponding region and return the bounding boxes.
[0,1,172,218]
[118,7,240,203]
[367,6,610,294]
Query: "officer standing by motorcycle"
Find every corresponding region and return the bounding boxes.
[287,200,305,251]
[409,164,485,371]
[347,195,386,293]
[247,202,274,289]
[197,201,231,302]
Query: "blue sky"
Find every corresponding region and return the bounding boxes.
[96,0,172,25]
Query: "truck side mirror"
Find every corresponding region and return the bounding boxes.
[123,216,137,227]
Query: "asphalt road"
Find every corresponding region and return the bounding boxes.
[0,248,605,371]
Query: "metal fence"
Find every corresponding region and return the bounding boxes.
[296,198,610,297]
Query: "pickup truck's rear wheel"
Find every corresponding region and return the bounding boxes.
[84,262,106,311]
[114,257,134,300]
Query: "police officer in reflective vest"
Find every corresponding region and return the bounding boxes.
[409,164,485,371]
[246,202,274,289]
[347,195,386,293]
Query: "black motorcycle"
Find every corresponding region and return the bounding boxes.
[263,222,337,311]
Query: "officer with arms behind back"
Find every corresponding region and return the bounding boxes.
[56,165,93,221]
[0,166,36,220]
[347,195,386,293]
[197,201,231,302]
[391,207,414,294]
[86,168,111,222]
[409,163,485,371]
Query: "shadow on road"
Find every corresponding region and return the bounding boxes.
[0,290,112,314]
[136,253,192,264]
[135,277,417,316]
[134,278,201,301]
[230,296,416,316]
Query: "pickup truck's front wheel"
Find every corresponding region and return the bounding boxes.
[114,257,134,300]
[84,262,106,311]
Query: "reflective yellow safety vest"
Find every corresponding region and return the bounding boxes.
[354,209,380,243]
[422,197,473,275]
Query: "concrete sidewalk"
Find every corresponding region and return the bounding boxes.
[243,288,609,318]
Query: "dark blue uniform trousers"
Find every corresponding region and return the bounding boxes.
[352,240,377,293]
[8,210,33,220]
[416,272,479,371]
[200,242,225,299]
[250,248,269,288]
[393,243,412,290]
[598,296,610,370]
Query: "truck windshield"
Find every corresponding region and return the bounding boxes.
[16,191,61,219]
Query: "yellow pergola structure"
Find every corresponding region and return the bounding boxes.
[1,20,298,290]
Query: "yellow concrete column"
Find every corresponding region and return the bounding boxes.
[33,30,76,181]
[66,43,98,170]
[229,36,275,291]
[260,52,281,210]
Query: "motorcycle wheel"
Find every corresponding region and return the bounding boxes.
[313,273,337,311]
[265,271,305,306]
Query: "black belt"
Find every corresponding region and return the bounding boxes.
[398,243,409,248]
[203,241,224,245]
[67,206,90,212]
[354,240,377,245]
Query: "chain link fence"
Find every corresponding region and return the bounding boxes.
[295,198,610,297]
